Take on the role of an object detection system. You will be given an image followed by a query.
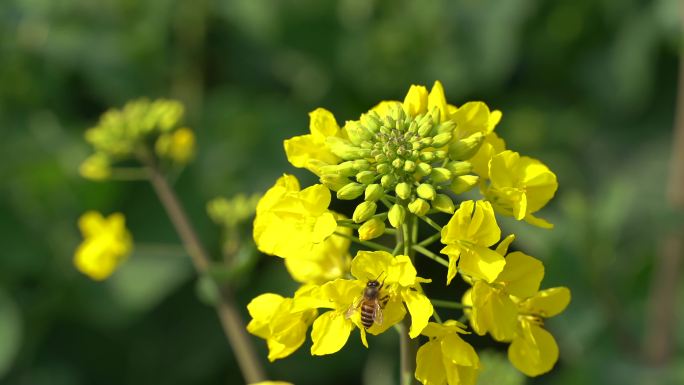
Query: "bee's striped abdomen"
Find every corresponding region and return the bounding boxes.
[361,302,375,329]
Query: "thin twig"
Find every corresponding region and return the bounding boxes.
[643,12,684,365]
[334,231,393,253]
[417,215,442,232]
[412,245,449,268]
[138,149,266,383]
[398,214,418,385]
[430,299,470,310]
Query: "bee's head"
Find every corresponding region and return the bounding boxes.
[367,280,379,288]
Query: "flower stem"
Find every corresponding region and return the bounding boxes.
[417,232,441,248]
[138,149,266,383]
[418,214,443,232]
[334,231,393,253]
[398,214,418,385]
[412,245,449,268]
[430,299,470,310]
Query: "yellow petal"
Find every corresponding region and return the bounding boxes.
[446,250,460,286]
[402,289,433,338]
[470,281,517,341]
[78,211,106,237]
[415,339,447,385]
[496,251,544,298]
[390,255,419,287]
[350,250,394,282]
[367,296,406,335]
[309,108,340,138]
[458,246,506,283]
[441,334,480,385]
[520,287,571,318]
[508,320,559,376]
[310,311,353,356]
[403,85,429,117]
[428,81,448,121]
[249,381,294,385]
[495,234,516,256]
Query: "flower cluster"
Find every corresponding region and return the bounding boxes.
[249,81,569,384]
[79,98,195,180]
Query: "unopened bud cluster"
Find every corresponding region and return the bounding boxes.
[320,103,482,231]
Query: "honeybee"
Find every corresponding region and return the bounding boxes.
[345,276,388,329]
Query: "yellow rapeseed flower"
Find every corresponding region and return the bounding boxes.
[415,321,480,385]
[74,211,132,280]
[246,289,317,362]
[486,150,558,228]
[440,200,505,284]
[253,174,337,260]
[295,251,432,355]
[155,127,196,164]
[284,108,343,176]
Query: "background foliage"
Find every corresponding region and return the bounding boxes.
[0,0,681,384]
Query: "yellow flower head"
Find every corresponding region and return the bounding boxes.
[295,250,432,356]
[485,150,558,228]
[74,211,132,280]
[440,200,505,284]
[508,286,570,377]
[415,321,480,385]
[284,108,343,176]
[246,289,317,362]
[284,222,351,285]
[464,247,544,342]
[253,174,337,260]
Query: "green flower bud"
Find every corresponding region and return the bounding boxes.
[353,159,370,171]
[420,151,435,162]
[337,182,365,200]
[448,132,484,160]
[431,132,452,147]
[328,137,372,160]
[450,175,479,194]
[358,217,386,240]
[362,112,383,134]
[395,182,412,200]
[419,138,433,147]
[417,183,436,201]
[403,160,416,173]
[356,171,376,185]
[446,161,473,176]
[436,120,456,134]
[377,163,391,174]
[433,194,455,214]
[388,204,406,228]
[408,198,430,216]
[434,150,447,160]
[418,122,433,137]
[416,162,432,177]
[353,201,377,223]
[381,174,396,189]
[430,167,452,184]
[392,158,404,169]
[365,184,384,201]
[321,174,350,191]
[375,153,388,163]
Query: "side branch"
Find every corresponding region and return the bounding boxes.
[139,150,267,383]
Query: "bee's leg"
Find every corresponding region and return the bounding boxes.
[379,295,390,308]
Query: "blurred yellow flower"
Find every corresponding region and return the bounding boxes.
[79,152,111,181]
[155,127,195,164]
[246,289,317,362]
[253,174,337,260]
[74,211,132,280]
[415,321,480,385]
[440,200,505,284]
[486,150,557,228]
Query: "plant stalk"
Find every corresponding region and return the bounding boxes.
[399,215,418,385]
[139,150,266,383]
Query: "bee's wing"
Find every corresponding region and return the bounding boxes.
[345,296,363,319]
[373,301,383,326]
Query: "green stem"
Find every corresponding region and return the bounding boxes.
[393,240,404,256]
[137,148,266,383]
[432,308,443,323]
[398,214,418,385]
[418,215,443,232]
[417,232,441,248]
[334,231,393,253]
[108,167,149,181]
[412,245,449,268]
[430,299,470,310]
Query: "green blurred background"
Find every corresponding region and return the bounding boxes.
[1,0,682,384]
